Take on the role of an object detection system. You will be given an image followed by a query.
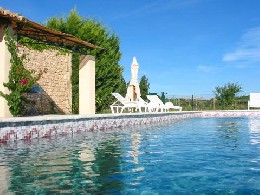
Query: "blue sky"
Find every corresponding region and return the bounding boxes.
[1,0,260,97]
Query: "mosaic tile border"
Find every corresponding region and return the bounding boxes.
[1,111,260,144]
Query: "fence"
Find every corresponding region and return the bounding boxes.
[165,93,250,111]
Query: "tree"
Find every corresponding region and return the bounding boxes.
[46,10,126,113]
[214,82,242,109]
[139,75,150,100]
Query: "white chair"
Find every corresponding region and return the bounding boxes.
[147,95,182,112]
[165,102,182,111]
[137,96,150,112]
[248,93,260,110]
[110,93,149,113]
[146,95,167,112]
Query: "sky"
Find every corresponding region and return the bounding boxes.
[1,0,260,98]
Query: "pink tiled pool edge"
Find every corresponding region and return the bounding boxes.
[1,110,260,144]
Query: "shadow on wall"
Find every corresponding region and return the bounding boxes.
[22,85,65,116]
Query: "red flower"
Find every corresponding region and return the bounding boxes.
[21,78,29,86]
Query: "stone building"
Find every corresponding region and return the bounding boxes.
[0,7,98,117]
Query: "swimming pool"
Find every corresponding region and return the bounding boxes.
[0,116,259,194]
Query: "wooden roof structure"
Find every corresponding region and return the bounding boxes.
[0,7,99,50]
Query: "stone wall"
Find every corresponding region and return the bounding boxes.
[18,46,72,114]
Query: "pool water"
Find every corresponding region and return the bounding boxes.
[0,117,260,194]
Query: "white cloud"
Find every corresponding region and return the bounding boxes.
[223,27,260,63]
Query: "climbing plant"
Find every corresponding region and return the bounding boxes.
[0,28,41,116]
[71,53,80,114]
[18,36,70,54]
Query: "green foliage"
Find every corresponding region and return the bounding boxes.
[71,53,80,114]
[139,75,150,100]
[167,96,249,111]
[0,28,40,116]
[214,82,242,109]
[46,9,125,113]
[18,37,70,54]
[118,76,127,97]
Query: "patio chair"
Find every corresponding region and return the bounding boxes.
[146,95,167,112]
[137,96,150,112]
[164,102,182,111]
[248,93,260,110]
[110,93,149,113]
[147,95,182,112]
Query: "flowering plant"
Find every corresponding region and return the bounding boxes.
[0,28,41,116]
[21,78,29,86]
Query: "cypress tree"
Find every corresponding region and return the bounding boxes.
[139,75,150,101]
[46,9,126,113]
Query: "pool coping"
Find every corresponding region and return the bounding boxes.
[1,110,260,144]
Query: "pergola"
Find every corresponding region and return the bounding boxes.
[0,7,97,117]
[0,7,99,50]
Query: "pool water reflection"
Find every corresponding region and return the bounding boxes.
[0,117,260,194]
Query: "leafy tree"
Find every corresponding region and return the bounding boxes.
[139,75,150,100]
[46,10,126,113]
[214,82,242,109]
